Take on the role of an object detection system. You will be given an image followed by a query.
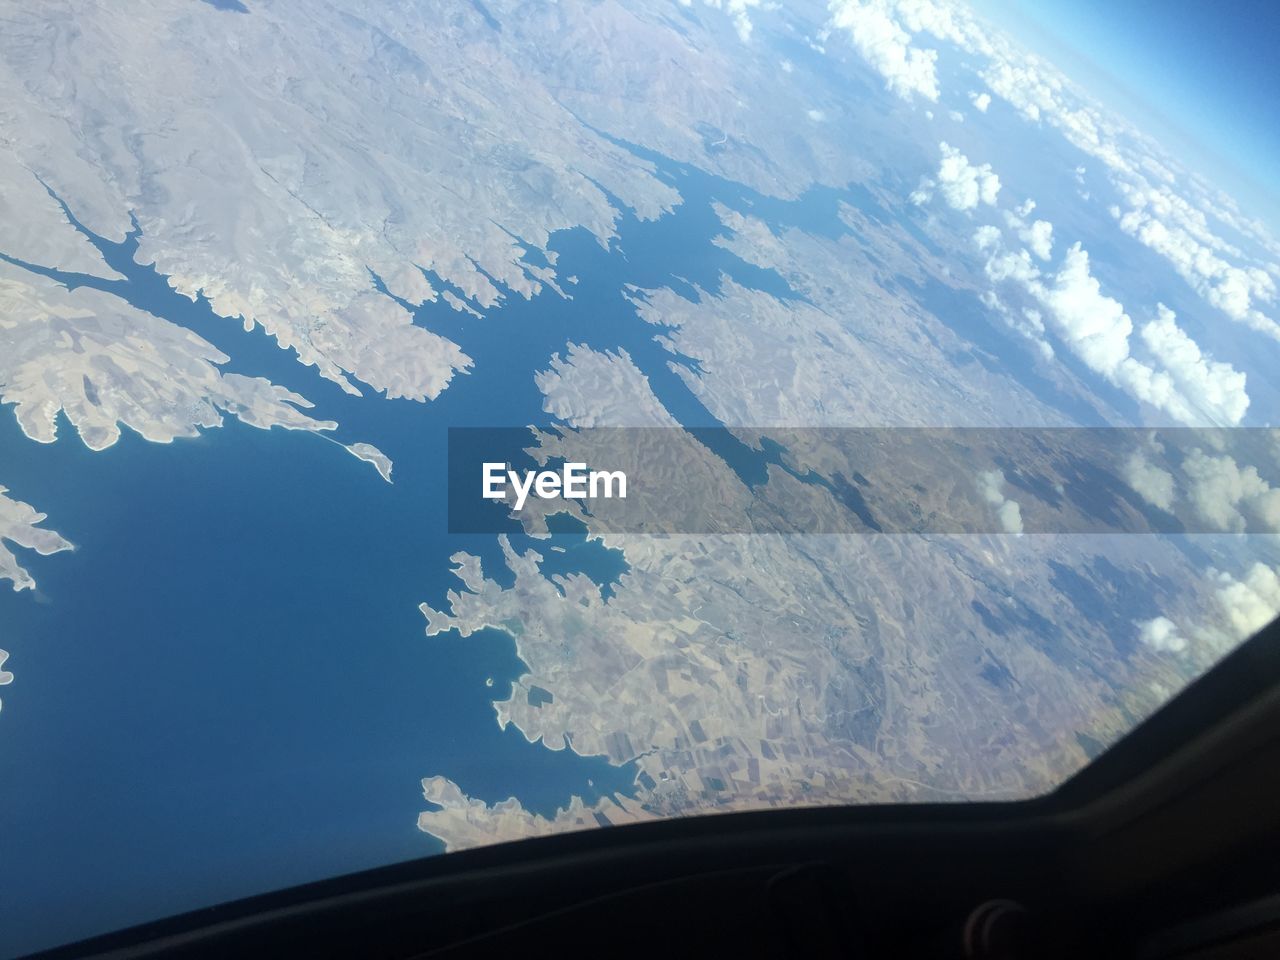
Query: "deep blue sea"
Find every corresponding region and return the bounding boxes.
[0,141,1060,955]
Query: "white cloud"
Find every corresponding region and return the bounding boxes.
[701,0,764,42]
[996,498,1022,534]
[969,225,1052,356]
[780,58,794,72]
[807,108,826,121]
[973,224,1001,251]
[1123,440,1279,531]
[914,142,1000,211]
[1021,310,1053,358]
[1140,563,1280,659]
[1137,616,1187,654]
[969,90,991,112]
[1181,449,1280,533]
[833,0,1280,340]
[1123,450,1175,511]
[1001,208,1054,260]
[1032,242,1134,379]
[1139,305,1249,427]
[948,109,965,122]
[827,0,940,101]
[1021,219,1054,260]
[976,469,1024,533]
[940,142,1000,209]
[1114,194,1280,340]
[984,247,1040,286]
[1213,563,1280,640]
[828,0,1280,394]
[1018,245,1249,426]
[967,228,1251,425]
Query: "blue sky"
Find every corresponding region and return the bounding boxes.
[976,0,1280,225]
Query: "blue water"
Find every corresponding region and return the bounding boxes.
[0,414,641,954]
[526,513,630,601]
[0,141,942,955]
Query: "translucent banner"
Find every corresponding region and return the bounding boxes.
[447,427,1280,535]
